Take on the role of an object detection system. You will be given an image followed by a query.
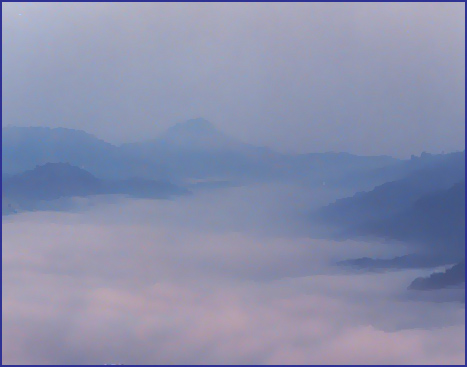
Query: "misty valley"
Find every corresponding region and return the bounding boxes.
[2,121,465,364]
[2,2,465,364]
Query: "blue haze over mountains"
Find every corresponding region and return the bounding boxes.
[2,118,465,292]
[2,3,464,363]
[0,118,422,184]
[317,152,465,289]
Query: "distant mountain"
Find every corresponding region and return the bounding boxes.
[3,163,102,205]
[318,151,465,291]
[125,118,268,153]
[322,151,457,192]
[334,179,465,293]
[120,118,402,183]
[328,179,465,295]
[152,118,246,151]
[356,181,465,262]
[120,118,285,181]
[2,163,189,214]
[2,120,401,184]
[281,152,399,190]
[2,126,125,179]
[315,151,465,228]
[409,261,465,290]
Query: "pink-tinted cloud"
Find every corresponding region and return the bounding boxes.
[2,188,465,364]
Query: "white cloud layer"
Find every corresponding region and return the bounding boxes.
[2,186,465,364]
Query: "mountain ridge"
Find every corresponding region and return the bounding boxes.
[2,163,189,215]
[3,120,402,185]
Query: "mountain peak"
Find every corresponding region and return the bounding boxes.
[3,163,100,202]
[156,118,234,150]
[168,118,217,134]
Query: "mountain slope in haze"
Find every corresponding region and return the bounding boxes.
[120,118,287,181]
[2,163,189,214]
[339,180,465,269]
[281,151,399,190]
[2,126,125,179]
[315,151,465,228]
[3,120,402,185]
[124,118,273,153]
[119,118,400,183]
[409,261,465,291]
[317,152,465,292]
[323,151,457,192]
[324,165,465,292]
[150,118,249,151]
[3,163,102,204]
[358,181,465,262]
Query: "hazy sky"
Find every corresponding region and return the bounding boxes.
[2,2,465,157]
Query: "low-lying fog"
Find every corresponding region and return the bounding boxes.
[2,184,465,364]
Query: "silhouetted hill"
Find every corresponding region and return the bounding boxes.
[316,151,465,228]
[336,180,465,294]
[409,262,465,290]
[120,118,286,180]
[3,163,102,204]
[155,118,243,150]
[323,151,458,191]
[2,121,402,184]
[2,126,126,178]
[2,163,189,214]
[357,181,465,262]
[121,119,400,182]
[320,153,465,293]
[282,152,398,189]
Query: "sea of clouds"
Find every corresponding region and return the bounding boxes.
[2,184,465,364]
